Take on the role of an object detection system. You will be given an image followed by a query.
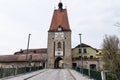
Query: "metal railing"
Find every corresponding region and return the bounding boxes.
[0,66,44,78]
[73,67,102,80]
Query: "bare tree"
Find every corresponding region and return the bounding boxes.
[102,35,120,72]
[114,22,120,27]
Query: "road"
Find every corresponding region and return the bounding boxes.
[3,69,90,80]
[27,69,74,80]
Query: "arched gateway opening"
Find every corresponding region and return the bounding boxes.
[54,57,63,69]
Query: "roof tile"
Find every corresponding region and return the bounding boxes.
[49,9,71,32]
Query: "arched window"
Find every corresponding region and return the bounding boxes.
[58,42,61,48]
[58,25,62,31]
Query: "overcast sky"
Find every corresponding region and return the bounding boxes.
[0,0,120,55]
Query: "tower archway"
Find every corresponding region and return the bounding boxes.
[54,57,63,69]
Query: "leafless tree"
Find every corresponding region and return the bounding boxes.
[102,35,120,72]
[114,22,120,27]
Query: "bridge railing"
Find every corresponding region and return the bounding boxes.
[73,67,102,80]
[73,67,120,80]
[0,66,44,79]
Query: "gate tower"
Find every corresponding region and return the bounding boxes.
[47,2,72,68]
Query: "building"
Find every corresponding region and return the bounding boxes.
[0,48,47,68]
[47,2,72,69]
[72,43,103,70]
[72,43,98,59]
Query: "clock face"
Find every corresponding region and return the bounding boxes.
[55,32,64,40]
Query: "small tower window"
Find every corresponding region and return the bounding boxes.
[58,26,62,31]
[58,42,61,48]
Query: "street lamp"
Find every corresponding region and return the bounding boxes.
[79,33,83,76]
[25,33,31,72]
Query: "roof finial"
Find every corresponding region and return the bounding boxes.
[58,1,63,10]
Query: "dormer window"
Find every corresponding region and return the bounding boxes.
[58,25,62,31]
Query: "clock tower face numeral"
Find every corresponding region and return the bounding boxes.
[55,32,64,40]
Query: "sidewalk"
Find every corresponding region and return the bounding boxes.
[69,69,91,80]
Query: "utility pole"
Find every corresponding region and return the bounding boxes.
[25,34,31,73]
[79,33,83,76]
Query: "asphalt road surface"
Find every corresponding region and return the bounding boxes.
[4,69,90,80]
[27,69,75,80]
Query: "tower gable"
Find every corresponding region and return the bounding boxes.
[49,9,71,32]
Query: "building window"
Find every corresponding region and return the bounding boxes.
[72,63,77,67]
[84,56,87,59]
[79,56,82,59]
[58,42,61,48]
[79,49,82,53]
[90,64,96,70]
[83,48,87,53]
[90,55,93,59]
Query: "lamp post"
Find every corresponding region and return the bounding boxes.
[25,34,31,72]
[79,33,83,76]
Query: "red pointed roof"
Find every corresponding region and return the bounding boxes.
[49,9,71,32]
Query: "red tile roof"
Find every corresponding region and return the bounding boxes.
[14,48,47,55]
[0,54,47,62]
[0,48,47,62]
[49,9,71,32]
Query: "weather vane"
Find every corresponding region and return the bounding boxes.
[58,0,63,10]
